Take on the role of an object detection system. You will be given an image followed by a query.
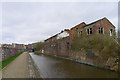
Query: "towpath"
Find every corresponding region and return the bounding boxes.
[2,52,41,78]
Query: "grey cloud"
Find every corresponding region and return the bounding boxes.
[2,2,118,44]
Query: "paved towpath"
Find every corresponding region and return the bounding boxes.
[1,52,41,78]
[2,52,29,78]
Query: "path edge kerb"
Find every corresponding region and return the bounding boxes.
[28,53,45,79]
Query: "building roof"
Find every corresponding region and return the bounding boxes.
[70,22,86,30]
[81,17,115,28]
[44,17,115,42]
[44,29,70,42]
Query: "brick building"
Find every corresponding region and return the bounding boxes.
[77,17,115,37]
[42,17,116,58]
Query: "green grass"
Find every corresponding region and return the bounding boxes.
[0,62,1,70]
[0,52,23,70]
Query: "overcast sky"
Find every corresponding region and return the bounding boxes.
[1,2,118,44]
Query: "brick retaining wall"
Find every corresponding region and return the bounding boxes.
[0,47,25,61]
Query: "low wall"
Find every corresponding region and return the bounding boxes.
[0,47,25,60]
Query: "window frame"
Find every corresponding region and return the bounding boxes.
[98,27,104,34]
[110,29,113,36]
[87,28,93,35]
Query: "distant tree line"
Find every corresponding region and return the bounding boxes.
[32,42,43,53]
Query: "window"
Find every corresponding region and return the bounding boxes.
[110,29,113,36]
[66,42,70,49]
[98,27,104,34]
[87,28,93,35]
[80,31,82,36]
[78,31,82,36]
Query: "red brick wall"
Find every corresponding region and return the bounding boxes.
[70,22,86,38]
[43,18,116,57]
[78,18,115,37]
[43,18,116,66]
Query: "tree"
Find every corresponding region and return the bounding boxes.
[32,42,43,51]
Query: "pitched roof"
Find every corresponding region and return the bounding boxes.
[70,22,86,30]
[44,17,115,42]
[44,29,70,42]
[81,17,115,28]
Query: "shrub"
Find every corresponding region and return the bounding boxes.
[32,42,43,51]
[71,34,119,57]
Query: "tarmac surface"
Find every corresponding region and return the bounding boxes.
[2,52,41,78]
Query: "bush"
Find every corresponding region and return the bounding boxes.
[71,34,119,57]
[32,42,43,51]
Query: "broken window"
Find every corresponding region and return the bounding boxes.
[98,27,104,34]
[110,29,113,36]
[87,28,93,35]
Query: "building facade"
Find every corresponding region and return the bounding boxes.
[40,17,119,71]
[43,17,116,56]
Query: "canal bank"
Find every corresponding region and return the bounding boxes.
[48,53,118,73]
[28,53,45,78]
[30,52,119,78]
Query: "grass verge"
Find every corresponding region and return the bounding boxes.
[0,52,23,70]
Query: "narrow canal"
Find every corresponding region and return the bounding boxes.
[29,52,119,78]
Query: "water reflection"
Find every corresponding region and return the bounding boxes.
[29,53,119,78]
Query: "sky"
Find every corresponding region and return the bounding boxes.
[1,2,118,44]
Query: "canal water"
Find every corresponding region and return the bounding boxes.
[29,52,119,78]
